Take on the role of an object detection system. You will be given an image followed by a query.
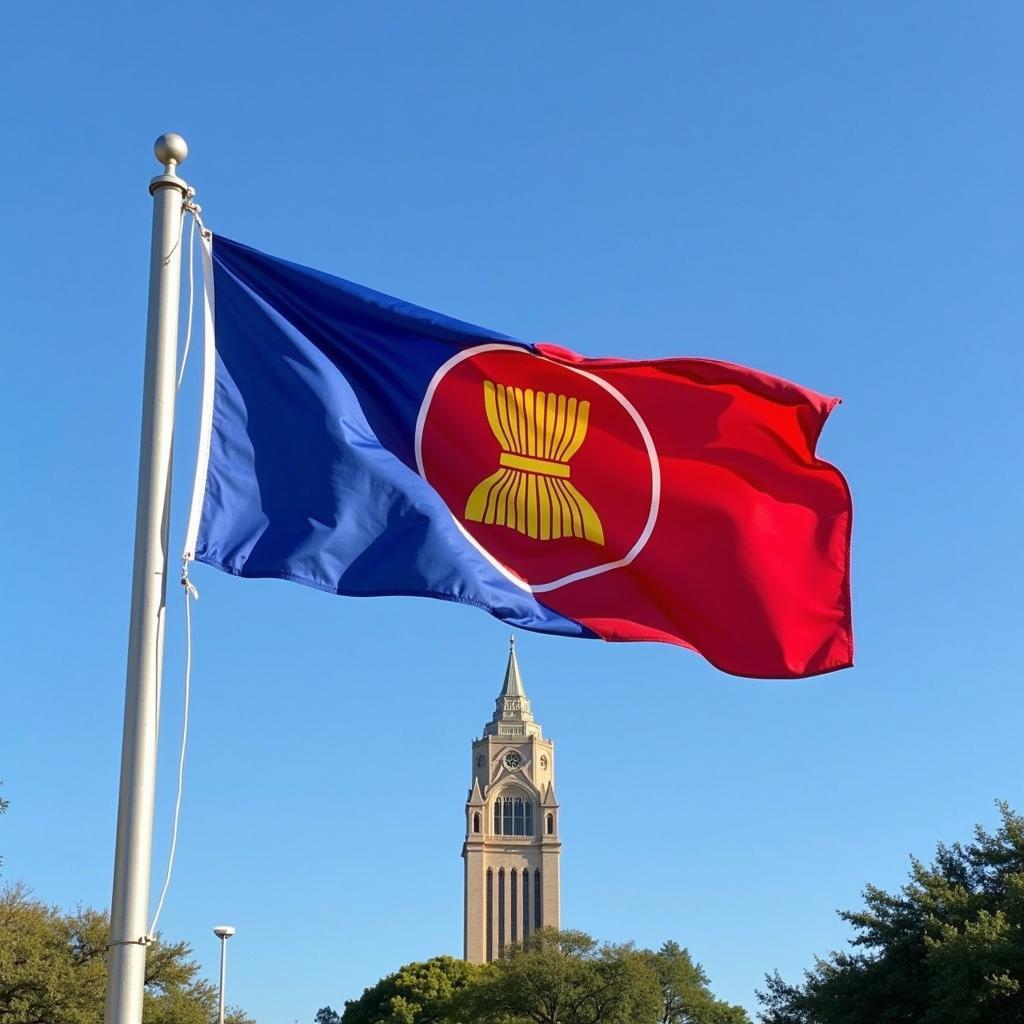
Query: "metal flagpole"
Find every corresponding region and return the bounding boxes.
[105,133,190,1024]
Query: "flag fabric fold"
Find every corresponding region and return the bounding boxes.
[185,234,852,678]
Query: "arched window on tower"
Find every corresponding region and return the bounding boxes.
[522,868,530,940]
[473,812,480,834]
[510,869,518,943]
[534,869,542,929]
[486,869,494,961]
[546,812,555,835]
[498,869,506,956]
[493,791,534,837]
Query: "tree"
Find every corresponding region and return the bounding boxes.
[0,884,255,1024]
[0,779,8,872]
[649,941,750,1024]
[757,802,1024,1024]
[465,928,663,1024]
[340,955,484,1024]
[337,931,744,1024]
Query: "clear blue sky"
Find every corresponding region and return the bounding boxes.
[2,3,1021,1020]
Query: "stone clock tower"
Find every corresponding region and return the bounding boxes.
[463,639,561,963]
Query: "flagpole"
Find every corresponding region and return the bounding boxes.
[105,133,190,1024]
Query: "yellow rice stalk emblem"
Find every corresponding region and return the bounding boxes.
[464,381,605,545]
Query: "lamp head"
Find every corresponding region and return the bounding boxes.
[213,925,236,939]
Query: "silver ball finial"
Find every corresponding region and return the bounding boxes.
[154,133,188,169]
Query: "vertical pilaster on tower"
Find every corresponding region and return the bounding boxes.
[463,639,561,963]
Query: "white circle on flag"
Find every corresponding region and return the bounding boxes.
[414,343,661,594]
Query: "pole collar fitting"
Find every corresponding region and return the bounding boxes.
[149,174,190,196]
[108,935,154,949]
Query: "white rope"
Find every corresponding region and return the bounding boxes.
[176,213,198,389]
[163,207,187,267]
[148,567,197,940]
[185,195,211,241]
[148,201,203,940]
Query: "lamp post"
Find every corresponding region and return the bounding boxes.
[213,926,236,1024]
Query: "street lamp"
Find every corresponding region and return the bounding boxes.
[212,925,236,1024]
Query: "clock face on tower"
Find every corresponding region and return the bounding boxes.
[503,751,523,770]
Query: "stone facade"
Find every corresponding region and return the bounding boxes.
[463,639,561,963]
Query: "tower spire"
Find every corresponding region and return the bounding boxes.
[483,636,541,738]
[500,635,526,698]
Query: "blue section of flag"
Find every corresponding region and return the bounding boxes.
[194,235,594,637]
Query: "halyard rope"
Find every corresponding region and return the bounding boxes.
[147,198,203,941]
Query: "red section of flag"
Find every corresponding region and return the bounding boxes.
[419,341,852,678]
[533,344,852,677]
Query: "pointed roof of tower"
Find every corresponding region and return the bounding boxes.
[483,636,543,738]
[500,635,526,698]
[468,777,485,806]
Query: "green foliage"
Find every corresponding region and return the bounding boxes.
[0,884,255,1024]
[0,779,8,872]
[464,928,663,1024]
[650,941,750,1024]
[341,955,484,1024]
[339,931,745,1024]
[757,802,1024,1024]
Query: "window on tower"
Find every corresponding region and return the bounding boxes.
[486,869,494,961]
[522,868,530,939]
[473,812,480,833]
[510,869,518,943]
[498,869,506,956]
[493,792,534,835]
[546,813,554,835]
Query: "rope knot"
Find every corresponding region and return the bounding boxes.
[181,562,199,601]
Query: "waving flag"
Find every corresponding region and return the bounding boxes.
[184,235,852,678]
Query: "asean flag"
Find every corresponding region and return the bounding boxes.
[184,235,852,679]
